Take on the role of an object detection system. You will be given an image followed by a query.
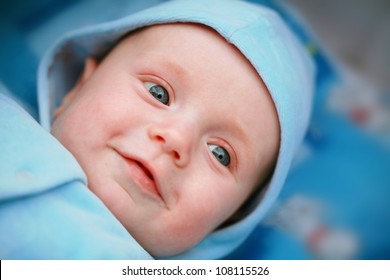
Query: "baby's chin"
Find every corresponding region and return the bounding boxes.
[138,235,197,258]
[130,225,210,258]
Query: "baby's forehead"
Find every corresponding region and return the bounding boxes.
[120,23,261,83]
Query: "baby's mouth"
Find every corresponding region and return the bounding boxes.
[111,146,164,202]
[124,156,163,201]
[135,160,154,181]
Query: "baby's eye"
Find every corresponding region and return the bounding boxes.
[208,144,231,167]
[144,82,169,105]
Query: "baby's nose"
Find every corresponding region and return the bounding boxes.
[147,122,194,167]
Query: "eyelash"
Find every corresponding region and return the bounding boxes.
[145,82,170,105]
[207,140,236,171]
[140,75,173,106]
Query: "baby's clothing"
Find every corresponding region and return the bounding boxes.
[0,93,152,259]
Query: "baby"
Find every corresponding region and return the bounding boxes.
[51,23,280,257]
[0,0,314,259]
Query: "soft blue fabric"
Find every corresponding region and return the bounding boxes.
[0,93,153,259]
[38,0,315,259]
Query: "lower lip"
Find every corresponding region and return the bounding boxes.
[124,158,162,199]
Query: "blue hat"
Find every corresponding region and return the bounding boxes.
[38,0,315,259]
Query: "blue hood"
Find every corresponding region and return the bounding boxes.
[38,0,315,259]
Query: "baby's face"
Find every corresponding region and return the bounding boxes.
[51,23,279,256]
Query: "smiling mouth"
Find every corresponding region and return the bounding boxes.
[122,156,163,200]
[135,160,154,181]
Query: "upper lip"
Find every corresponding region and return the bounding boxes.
[114,148,164,201]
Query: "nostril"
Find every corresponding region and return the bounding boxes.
[155,135,165,142]
[172,151,180,160]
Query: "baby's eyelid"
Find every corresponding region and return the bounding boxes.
[226,144,238,172]
[139,74,174,104]
[208,140,237,172]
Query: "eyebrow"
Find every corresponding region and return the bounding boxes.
[161,59,189,80]
[140,53,191,82]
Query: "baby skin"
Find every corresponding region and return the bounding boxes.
[51,23,280,256]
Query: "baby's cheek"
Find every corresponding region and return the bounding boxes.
[146,204,218,256]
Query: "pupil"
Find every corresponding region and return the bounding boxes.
[150,85,169,105]
[211,146,230,167]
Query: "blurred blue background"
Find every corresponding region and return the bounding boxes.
[1,0,389,259]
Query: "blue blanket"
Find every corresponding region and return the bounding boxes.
[0,93,153,259]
